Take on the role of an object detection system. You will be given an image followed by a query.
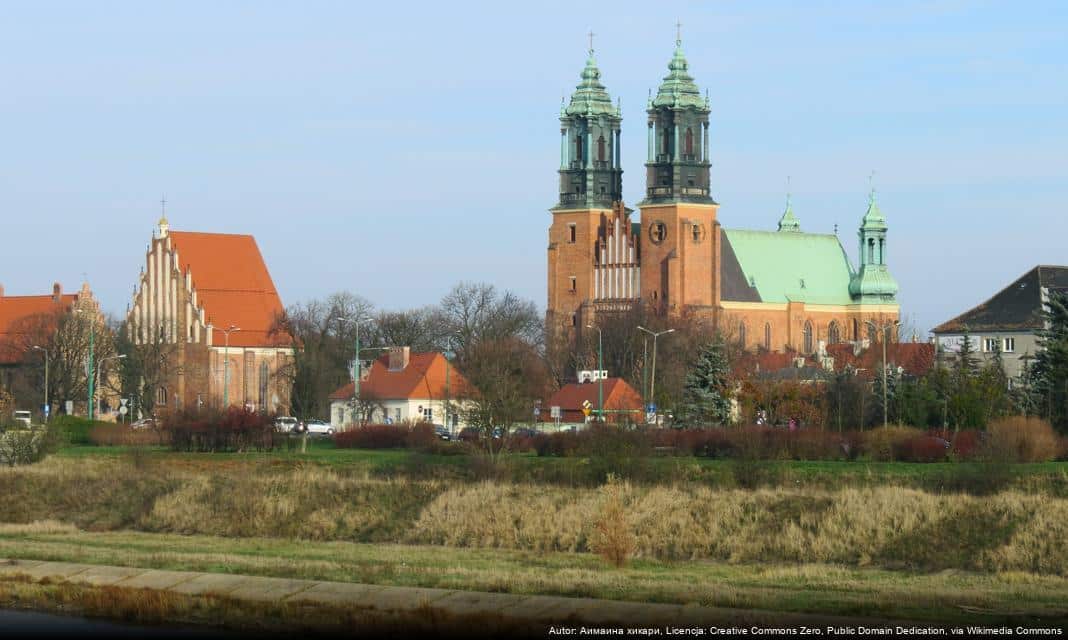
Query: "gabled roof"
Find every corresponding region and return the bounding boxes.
[167,231,289,348]
[328,352,473,402]
[932,266,1068,334]
[0,290,78,364]
[721,229,857,305]
[546,378,641,410]
[826,342,936,379]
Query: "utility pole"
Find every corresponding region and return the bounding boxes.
[586,325,604,421]
[866,319,900,429]
[638,326,675,419]
[75,309,96,420]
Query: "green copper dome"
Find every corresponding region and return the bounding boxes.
[652,42,708,110]
[564,51,619,117]
[849,190,898,300]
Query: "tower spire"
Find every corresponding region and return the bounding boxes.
[588,29,595,55]
[777,176,801,232]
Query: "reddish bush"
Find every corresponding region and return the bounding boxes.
[334,424,410,449]
[164,408,276,452]
[89,423,169,447]
[947,429,983,461]
[898,435,950,463]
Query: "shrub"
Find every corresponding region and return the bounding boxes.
[947,429,984,461]
[589,476,635,568]
[898,435,950,463]
[986,417,1060,463]
[89,424,169,447]
[0,428,54,466]
[164,408,276,453]
[334,424,409,449]
[51,415,109,446]
[863,425,924,461]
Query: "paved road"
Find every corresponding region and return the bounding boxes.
[0,557,919,636]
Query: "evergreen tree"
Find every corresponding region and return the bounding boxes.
[680,340,732,427]
[978,341,1012,422]
[1030,290,1068,432]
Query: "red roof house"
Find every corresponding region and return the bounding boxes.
[543,377,642,424]
[0,282,96,365]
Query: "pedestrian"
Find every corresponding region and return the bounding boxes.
[788,417,798,432]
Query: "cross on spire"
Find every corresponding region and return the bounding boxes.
[676,20,682,45]
[868,170,876,201]
[160,195,167,217]
[588,30,595,54]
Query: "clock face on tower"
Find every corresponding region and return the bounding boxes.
[648,221,667,244]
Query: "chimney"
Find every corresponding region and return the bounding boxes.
[52,282,62,302]
[388,346,411,371]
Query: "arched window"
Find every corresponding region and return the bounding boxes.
[575,136,583,163]
[852,318,859,341]
[662,127,670,154]
[764,323,772,351]
[868,238,875,263]
[685,128,694,155]
[738,321,747,348]
[157,386,167,406]
[803,321,814,354]
[597,135,606,162]
[828,321,841,345]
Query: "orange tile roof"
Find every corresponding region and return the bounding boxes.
[329,352,474,401]
[0,293,77,364]
[826,342,936,378]
[168,231,289,348]
[543,378,642,423]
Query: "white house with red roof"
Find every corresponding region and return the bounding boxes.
[126,216,294,414]
[327,347,474,431]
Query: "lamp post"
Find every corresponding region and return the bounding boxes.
[95,354,127,418]
[586,325,604,422]
[338,317,372,425]
[32,345,48,422]
[443,333,461,435]
[221,325,241,408]
[637,326,675,415]
[865,319,900,429]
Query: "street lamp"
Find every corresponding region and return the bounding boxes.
[637,326,675,417]
[443,332,462,435]
[32,345,48,422]
[865,319,900,429]
[337,316,372,424]
[95,354,127,418]
[221,325,241,408]
[586,325,604,422]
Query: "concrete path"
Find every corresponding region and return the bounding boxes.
[0,557,916,633]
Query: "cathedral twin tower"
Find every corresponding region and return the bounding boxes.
[547,36,900,354]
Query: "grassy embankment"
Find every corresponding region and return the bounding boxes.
[2,454,1068,624]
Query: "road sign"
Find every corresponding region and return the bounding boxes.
[119,406,128,416]
[647,403,656,413]
[533,407,540,417]
[646,412,657,424]
[43,404,50,417]
[550,406,561,419]
[120,398,129,407]
[65,400,73,415]
[582,399,592,409]
[582,406,591,417]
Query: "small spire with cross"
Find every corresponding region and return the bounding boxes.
[676,20,682,46]
[868,170,876,202]
[588,29,595,55]
[157,195,170,238]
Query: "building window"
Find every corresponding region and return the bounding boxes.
[685,127,694,155]
[258,361,268,411]
[575,136,582,163]
[157,387,167,406]
[569,276,577,292]
[828,321,841,344]
[983,338,998,352]
[649,221,667,244]
[597,135,605,162]
[568,224,576,243]
[692,224,702,242]
[764,323,771,350]
[853,318,859,341]
[570,313,577,327]
[394,408,401,423]
[423,407,433,422]
[803,321,814,354]
[662,127,670,154]
[738,321,746,348]
[1003,337,1015,353]
[868,238,875,263]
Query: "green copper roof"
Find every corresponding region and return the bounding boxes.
[564,51,619,118]
[849,265,899,299]
[652,42,708,110]
[860,191,887,230]
[777,196,801,232]
[723,229,857,305]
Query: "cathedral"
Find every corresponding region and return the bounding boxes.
[546,37,900,354]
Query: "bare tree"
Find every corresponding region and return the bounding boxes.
[440,282,542,366]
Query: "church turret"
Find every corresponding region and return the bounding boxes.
[849,189,898,301]
[777,194,801,232]
[640,33,714,205]
[555,42,623,210]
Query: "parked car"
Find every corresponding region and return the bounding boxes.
[12,411,32,428]
[510,427,539,439]
[457,427,480,442]
[304,420,334,436]
[432,424,452,441]
[131,418,156,430]
[274,416,302,433]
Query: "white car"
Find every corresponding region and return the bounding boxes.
[303,420,334,436]
[274,416,302,433]
[12,411,32,427]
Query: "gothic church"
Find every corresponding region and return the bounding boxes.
[546,37,900,354]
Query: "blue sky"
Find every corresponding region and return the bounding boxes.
[1,1,1065,334]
